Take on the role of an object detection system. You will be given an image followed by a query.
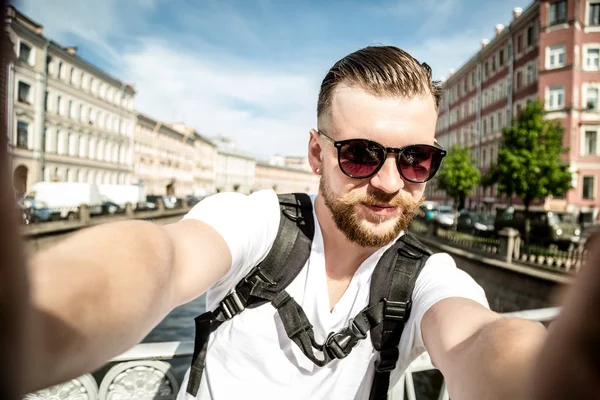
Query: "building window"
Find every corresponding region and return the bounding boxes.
[499,49,504,66]
[582,176,595,199]
[517,35,523,53]
[56,95,62,115]
[546,44,566,68]
[584,130,598,155]
[69,68,75,84]
[547,85,565,109]
[549,0,567,25]
[58,61,63,79]
[16,121,28,149]
[17,81,31,104]
[587,87,599,109]
[44,91,49,111]
[526,64,534,85]
[586,48,600,70]
[516,71,523,89]
[18,41,32,65]
[590,2,600,25]
[527,26,534,46]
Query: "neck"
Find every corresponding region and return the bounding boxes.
[314,194,379,279]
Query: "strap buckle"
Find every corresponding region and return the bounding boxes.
[383,299,411,322]
[220,291,246,319]
[244,266,276,286]
[375,348,399,373]
[324,318,367,360]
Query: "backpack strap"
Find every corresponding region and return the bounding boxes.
[186,193,314,396]
[368,233,432,400]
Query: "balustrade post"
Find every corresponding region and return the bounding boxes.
[427,221,437,237]
[499,228,519,263]
[157,198,165,213]
[125,202,134,218]
[78,204,90,224]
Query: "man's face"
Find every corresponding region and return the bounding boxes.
[309,84,438,248]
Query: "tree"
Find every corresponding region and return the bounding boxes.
[436,145,481,211]
[486,100,572,242]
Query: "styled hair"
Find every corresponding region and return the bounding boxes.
[317,45,442,118]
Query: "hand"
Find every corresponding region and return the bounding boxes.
[530,228,600,399]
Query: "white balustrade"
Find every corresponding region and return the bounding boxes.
[24,307,560,400]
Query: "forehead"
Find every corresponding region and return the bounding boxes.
[326,83,437,146]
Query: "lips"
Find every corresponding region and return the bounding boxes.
[363,203,398,216]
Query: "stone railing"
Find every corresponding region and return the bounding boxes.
[22,202,192,239]
[409,221,587,277]
[24,308,560,400]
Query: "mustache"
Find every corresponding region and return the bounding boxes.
[341,189,420,208]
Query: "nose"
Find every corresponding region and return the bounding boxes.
[369,155,404,194]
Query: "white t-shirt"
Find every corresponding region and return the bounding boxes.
[177,190,488,400]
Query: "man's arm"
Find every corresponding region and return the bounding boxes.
[25,217,231,393]
[421,297,547,400]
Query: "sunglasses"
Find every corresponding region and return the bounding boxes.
[318,131,447,183]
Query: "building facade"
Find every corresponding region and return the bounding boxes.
[430,0,600,223]
[212,136,256,194]
[134,114,197,197]
[7,6,136,198]
[170,122,217,196]
[254,162,319,194]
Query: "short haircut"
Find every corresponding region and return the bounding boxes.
[317,45,442,119]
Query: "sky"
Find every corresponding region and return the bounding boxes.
[16,0,531,159]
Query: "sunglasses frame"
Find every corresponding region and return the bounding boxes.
[318,130,447,183]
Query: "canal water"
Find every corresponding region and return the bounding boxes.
[138,295,443,399]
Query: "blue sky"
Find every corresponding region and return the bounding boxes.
[17,0,530,159]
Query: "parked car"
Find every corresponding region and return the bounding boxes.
[145,195,178,210]
[456,211,495,237]
[434,205,455,228]
[494,207,581,249]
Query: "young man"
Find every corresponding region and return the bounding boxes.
[12,46,598,400]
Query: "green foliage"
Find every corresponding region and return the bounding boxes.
[436,145,481,209]
[485,100,572,210]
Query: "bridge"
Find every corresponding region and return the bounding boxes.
[22,215,581,399]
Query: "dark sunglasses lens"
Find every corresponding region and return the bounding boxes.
[398,146,443,182]
[339,140,384,178]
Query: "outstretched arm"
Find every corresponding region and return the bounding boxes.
[24,217,232,393]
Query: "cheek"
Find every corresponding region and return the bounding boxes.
[405,183,426,200]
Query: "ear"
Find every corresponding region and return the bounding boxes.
[308,129,322,175]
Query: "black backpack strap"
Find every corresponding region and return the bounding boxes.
[186,193,314,396]
[368,233,432,400]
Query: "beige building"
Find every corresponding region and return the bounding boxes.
[268,155,312,171]
[7,6,136,197]
[212,136,256,193]
[171,123,217,196]
[255,162,319,194]
[134,114,197,197]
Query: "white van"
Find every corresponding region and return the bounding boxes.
[24,182,103,220]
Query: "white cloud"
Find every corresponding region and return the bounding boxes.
[406,33,482,80]
[122,39,321,159]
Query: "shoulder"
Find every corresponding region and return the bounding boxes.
[407,252,489,347]
[182,190,282,291]
[183,189,280,223]
[413,252,488,305]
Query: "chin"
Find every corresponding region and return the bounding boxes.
[359,216,400,235]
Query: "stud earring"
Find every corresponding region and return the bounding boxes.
[316,168,320,174]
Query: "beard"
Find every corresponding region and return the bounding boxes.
[319,176,423,248]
